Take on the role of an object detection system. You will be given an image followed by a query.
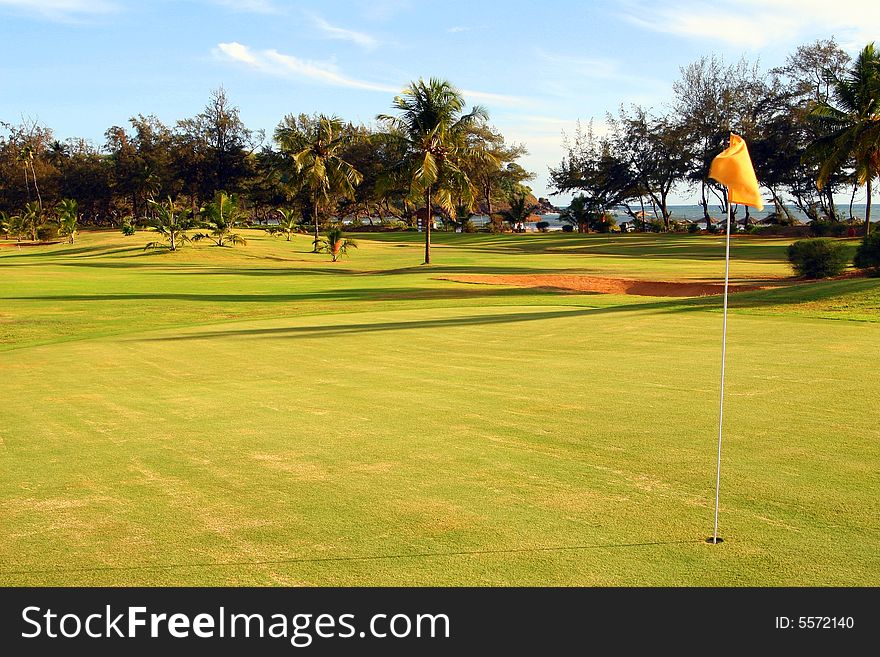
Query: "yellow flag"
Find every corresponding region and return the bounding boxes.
[709,133,764,211]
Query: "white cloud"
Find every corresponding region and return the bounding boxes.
[309,13,379,50]
[620,0,880,51]
[215,42,531,107]
[447,26,472,33]
[215,42,399,92]
[0,0,117,20]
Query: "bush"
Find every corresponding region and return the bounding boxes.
[687,223,700,234]
[36,225,58,241]
[787,238,849,278]
[561,224,574,232]
[536,221,550,233]
[121,222,136,236]
[810,220,849,237]
[854,231,880,273]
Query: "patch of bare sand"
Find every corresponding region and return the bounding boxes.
[439,274,774,297]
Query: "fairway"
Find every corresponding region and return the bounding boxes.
[1,231,878,586]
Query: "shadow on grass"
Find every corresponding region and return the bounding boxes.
[0,244,148,259]
[9,286,567,304]
[12,275,876,310]
[122,277,879,342]
[359,232,813,262]
[0,538,704,577]
[132,302,691,342]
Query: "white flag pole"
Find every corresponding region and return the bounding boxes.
[710,195,732,545]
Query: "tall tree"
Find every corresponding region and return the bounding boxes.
[807,43,880,235]
[550,121,642,223]
[377,78,492,264]
[673,55,766,225]
[771,39,853,220]
[276,115,362,252]
[176,88,261,205]
[612,107,690,230]
[17,144,43,210]
[460,123,532,215]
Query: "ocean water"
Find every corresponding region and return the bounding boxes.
[656,204,871,223]
[469,203,873,230]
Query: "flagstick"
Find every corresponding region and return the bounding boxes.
[710,196,732,545]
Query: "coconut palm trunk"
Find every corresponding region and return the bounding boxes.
[866,177,872,236]
[424,186,432,264]
[313,199,320,252]
[31,163,42,211]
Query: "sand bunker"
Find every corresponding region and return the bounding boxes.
[440,274,770,297]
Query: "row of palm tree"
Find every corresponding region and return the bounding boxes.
[144,192,247,251]
[1,198,78,243]
[273,78,497,264]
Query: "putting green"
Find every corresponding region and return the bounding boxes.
[1,231,877,585]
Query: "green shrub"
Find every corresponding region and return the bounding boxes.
[687,223,700,234]
[787,238,849,278]
[561,224,574,232]
[536,221,550,233]
[121,222,136,236]
[854,232,880,273]
[810,220,848,237]
[36,225,58,241]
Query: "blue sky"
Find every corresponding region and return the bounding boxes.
[0,0,875,202]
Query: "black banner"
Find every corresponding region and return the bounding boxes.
[0,587,874,654]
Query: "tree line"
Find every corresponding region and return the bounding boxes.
[1,81,534,262]
[550,39,880,235]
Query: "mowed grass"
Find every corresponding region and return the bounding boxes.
[1,230,878,586]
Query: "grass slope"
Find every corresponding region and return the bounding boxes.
[1,230,877,585]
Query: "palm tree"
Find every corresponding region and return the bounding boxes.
[145,197,194,251]
[502,194,535,232]
[272,207,300,241]
[0,211,10,240]
[559,194,591,233]
[193,191,247,247]
[377,78,493,264]
[56,198,79,244]
[22,202,43,242]
[8,213,26,241]
[319,226,357,262]
[277,115,362,252]
[48,140,69,171]
[809,43,880,235]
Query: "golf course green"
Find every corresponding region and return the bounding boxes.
[1,230,878,586]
